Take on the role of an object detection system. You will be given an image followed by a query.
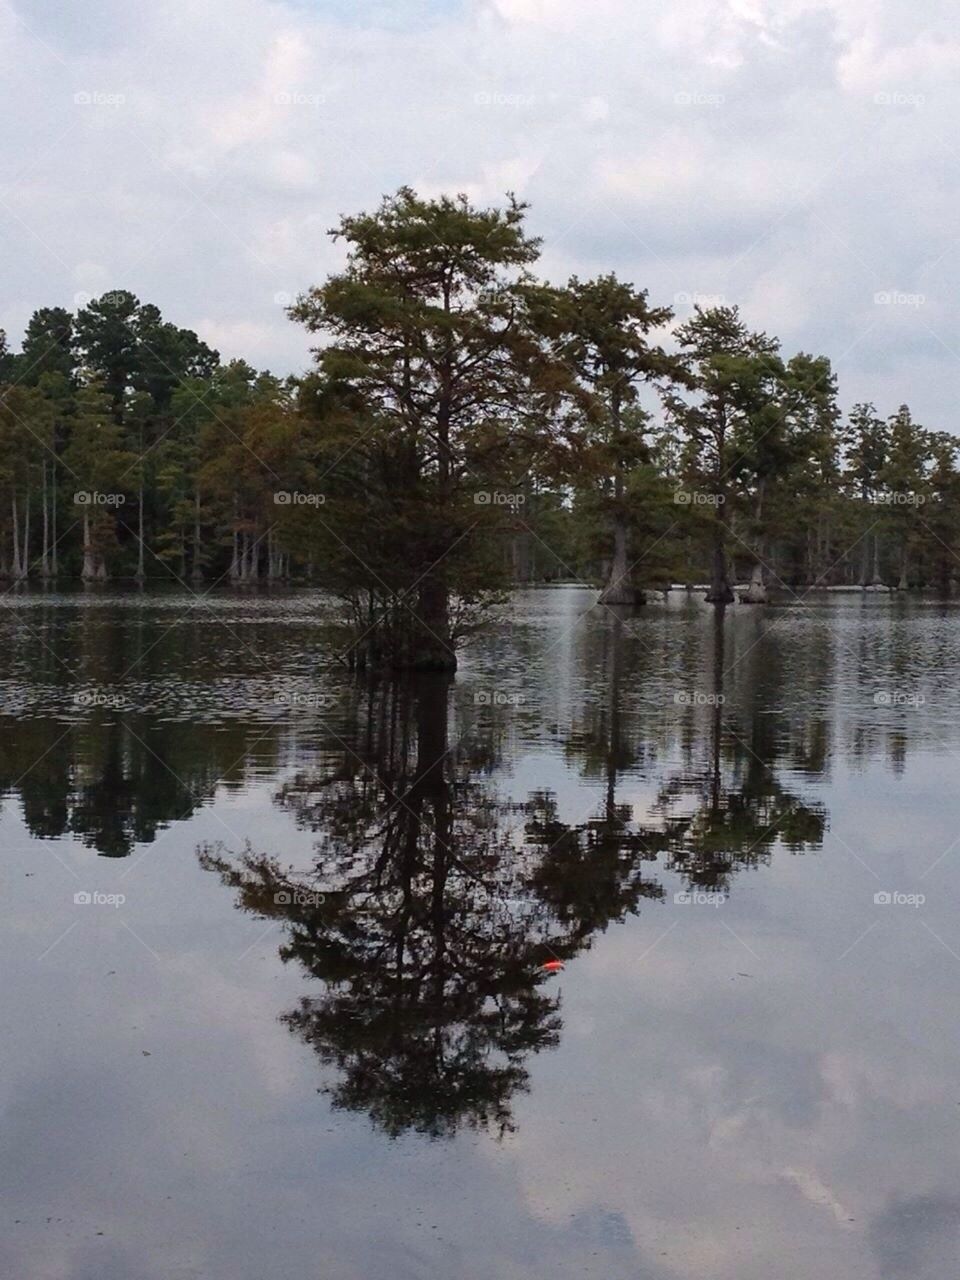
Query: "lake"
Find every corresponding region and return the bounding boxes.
[1,586,958,1280]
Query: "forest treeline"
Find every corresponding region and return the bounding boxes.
[2,187,958,666]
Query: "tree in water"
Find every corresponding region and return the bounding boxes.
[289,188,575,671]
[666,307,780,605]
[542,275,687,606]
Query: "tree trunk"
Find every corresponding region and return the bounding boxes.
[23,491,30,578]
[135,483,146,581]
[409,578,457,671]
[192,491,204,582]
[41,461,50,578]
[871,535,882,586]
[706,505,734,604]
[11,495,22,579]
[599,512,645,605]
[741,560,767,603]
[81,510,97,580]
[50,464,58,577]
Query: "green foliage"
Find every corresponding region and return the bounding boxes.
[0,192,957,625]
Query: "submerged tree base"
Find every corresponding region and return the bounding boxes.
[598,586,646,607]
[345,628,459,674]
[348,653,459,674]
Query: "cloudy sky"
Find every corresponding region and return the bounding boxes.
[1,0,958,423]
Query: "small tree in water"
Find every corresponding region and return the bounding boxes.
[290,188,568,671]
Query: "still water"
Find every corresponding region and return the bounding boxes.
[1,587,958,1279]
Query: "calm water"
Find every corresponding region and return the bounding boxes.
[2,587,959,1279]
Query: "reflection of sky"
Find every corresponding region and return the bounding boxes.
[2,592,960,1278]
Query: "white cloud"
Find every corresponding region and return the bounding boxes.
[0,0,957,422]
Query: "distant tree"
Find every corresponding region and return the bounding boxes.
[542,274,687,604]
[842,403,889,587]
[18,307,75,386]
[62,382,133,580]
[922,433,960,594]
[878,405,930,590]
[73,290,141,418]
[666,306,780,604]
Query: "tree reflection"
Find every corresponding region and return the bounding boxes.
[551,607,828,894]
[526,611,666,934]
[200,676,664,1138]
[652,610,827,890]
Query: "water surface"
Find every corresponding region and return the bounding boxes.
[1,587,958,1279]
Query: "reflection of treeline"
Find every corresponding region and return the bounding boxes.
[0,714,277,857]
[0,590,933,860]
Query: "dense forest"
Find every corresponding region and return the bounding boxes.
[2,188,958,667]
